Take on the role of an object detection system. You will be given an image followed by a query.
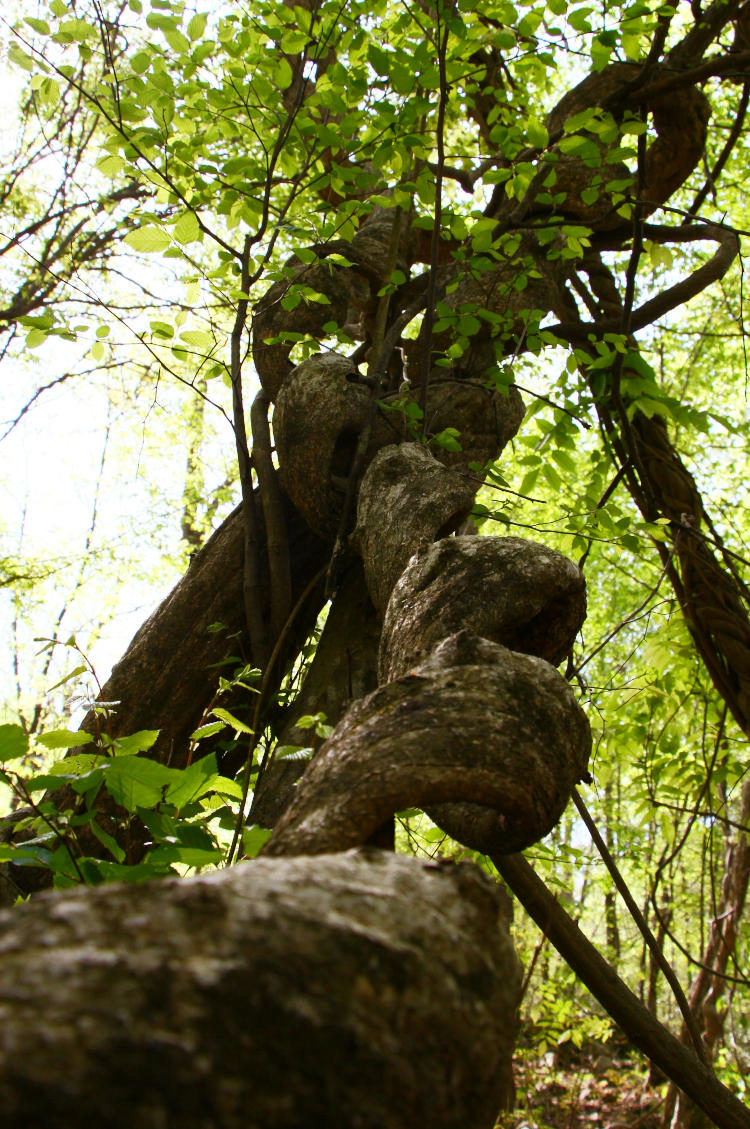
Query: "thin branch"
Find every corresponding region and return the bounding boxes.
[231,235,268,668]
[689,80,750,218]
[571,788,708,1062]
[250,391,292,640]
[493,852,750,1129]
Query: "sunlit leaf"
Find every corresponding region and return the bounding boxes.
[0,725,29,762]
[123,226,172,253]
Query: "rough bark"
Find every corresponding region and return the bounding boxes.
[265,634,591,857]
[250,562,381,827]
[0,850,521,1129]
[379,535,587,681]
[80,491,327,765]
[635,413,750,733]
[352,443,478,614]
[274,352,395,541]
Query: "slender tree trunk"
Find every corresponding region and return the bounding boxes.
[604,778,622,966]
[668,780,750,1129]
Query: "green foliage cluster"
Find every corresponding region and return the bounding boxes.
[0,718,241,883]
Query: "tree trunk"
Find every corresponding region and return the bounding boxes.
[669,780,750,1129]
[0,850,520,1129]
[80,491,327,767]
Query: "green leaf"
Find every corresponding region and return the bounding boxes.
[242,824,272,858]
[0,843,53,865]
[109,730,160,756]
[137,806,178,840]
[280,290,301,311]
[527,120,549,149]
[275,744,313,761]
[280,28,309,52]
[164,28,191,53]
[187,12,207,40]
[49,753,106,775]
[551,449,577,475]
[71,767,106,797]
[580,186,600,206]
[367,43,390,76]
[0,724,29,762]
[58,17,97,42]
[212,708,253,735]
[8,44,35,71]
[25,17,51,34]
[568,6,593,31]
[391,63,413,96]
[147,843,223,867]
[179,330,215,350]
[99,858,176,882]
[37,729,94,750]
[25,328,48,349]
[277,56,293,89]
[89,820,126,863]
[24,774,69,793]
[166,754,219,808]
[295,714,322,730]
[191,721,227,741]
[47,844,83,881]
[123,226,172,253]
[103,755,176,812]
[210,777,244,800]
[130,50,151,73]
[519,468,540,495]
[172,211,201,244]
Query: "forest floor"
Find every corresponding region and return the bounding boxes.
[500,1038,667,1129]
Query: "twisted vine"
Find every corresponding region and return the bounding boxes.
[238,45,750,1129]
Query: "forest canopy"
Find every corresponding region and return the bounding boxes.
[0,0,749,1126]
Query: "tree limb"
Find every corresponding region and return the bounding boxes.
[493,852,750,1129]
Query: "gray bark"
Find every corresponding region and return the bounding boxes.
[379,534,587,681]
[0,850,520,1129]
[266,634,591,858]
[274,353,393,540]
[353,443,477,614]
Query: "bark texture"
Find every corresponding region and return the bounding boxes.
[265,634,591,857]
[274,352,394,540]
[250,563,381,827]
[80,491,327,766]
[379,535,587,681]
[352,443,477,614]
[0,850,520,1129]
[416,379,526,470]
